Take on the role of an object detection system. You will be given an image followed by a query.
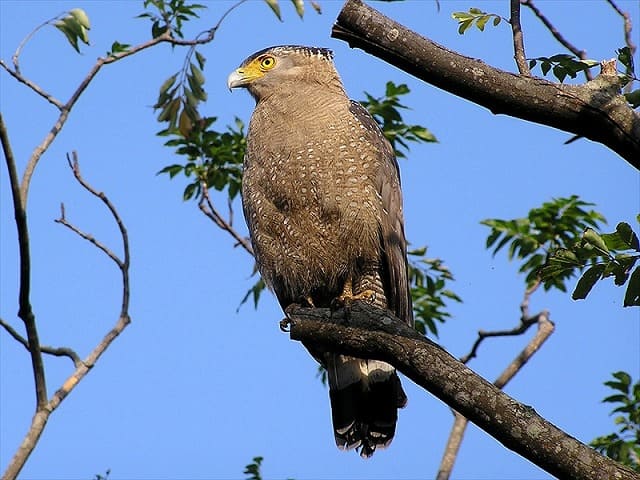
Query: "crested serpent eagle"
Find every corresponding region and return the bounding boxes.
[228,45,413,458]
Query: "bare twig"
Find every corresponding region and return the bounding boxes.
[0,317,84,368]
[0,61,64,108]
[11,13,65,73]
[437,312,555,480]
[521,0,593,81]
[199,183,254,256]
[606,0,637,92]
[3,153,132,480]
[54,155,124,268]
[510,0,531,75]
[459,280,541,364]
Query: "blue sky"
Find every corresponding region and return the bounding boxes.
[1,1,639,479]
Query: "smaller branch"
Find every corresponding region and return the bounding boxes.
[521,0,592,81]
[0,318,84,368]
[4,152,132,480]
[55,203,123,269]
[53,153,124,268]
[606,0,637,92]
[227,195,234,227]
[0,61,64,109]
[459,313,541,364]
[199,183,254,256]
[437,312,555,480]
[519,278,540,319]
[509,0,531,75]
[11,13,64,73]
[436,412,467,480]
[461,279,540,365]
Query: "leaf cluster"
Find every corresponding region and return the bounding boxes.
[54,8,91,53]
[154,46,207,135]
[528,54,599,83]
[481,195,606,291]
[264,0,321,21]
[138,0,205,39]
[408,246,461,337]
[106,41,131,58]
[243,456,264,480]
[590,372,640,471]
[451,8,502,35]
[359,81,437,159]
[158,117,246,201]
[540,220,640,306]
[154,42,248,202]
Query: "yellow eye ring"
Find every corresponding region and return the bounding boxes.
[259,55,276,71]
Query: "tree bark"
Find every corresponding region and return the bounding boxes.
[284,303,638,480]
[331,0,640,170]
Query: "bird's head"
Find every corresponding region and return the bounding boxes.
[227,45,341,101]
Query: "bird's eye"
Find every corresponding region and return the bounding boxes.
[259,55,276,70]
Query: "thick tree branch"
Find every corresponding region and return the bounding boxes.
[331,0,640,169]
[285,303,636,480]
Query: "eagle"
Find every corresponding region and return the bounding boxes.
[228,45,413,457]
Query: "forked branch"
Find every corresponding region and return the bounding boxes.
[199,183,254,256]
[2,154,132,480]
[437,310,555,479]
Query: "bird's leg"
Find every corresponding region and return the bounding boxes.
[334,276,377,307]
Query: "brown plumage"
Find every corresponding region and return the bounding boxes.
[228,45,413,457]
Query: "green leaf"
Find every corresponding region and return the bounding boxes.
[310,1,322,14]
[475,15,489,31]
[624,266,640,307]
[290,0,304,18]
[190,62,205,85]
[157,97,180,123]
[264,0,282,21]
[54,19,80,52]
[572,263,606,300]
[195,50,206,70]
[183,181,199,201]
[616,222,640,251]
[624,89,640,108]
[69,8,91,29]
[603,394,631,404]
[244,456,264,480]
[158,73,178,97]
[583,228,609,254]
[612,371,632,387]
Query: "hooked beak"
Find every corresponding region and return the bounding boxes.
[227,69,247,90]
